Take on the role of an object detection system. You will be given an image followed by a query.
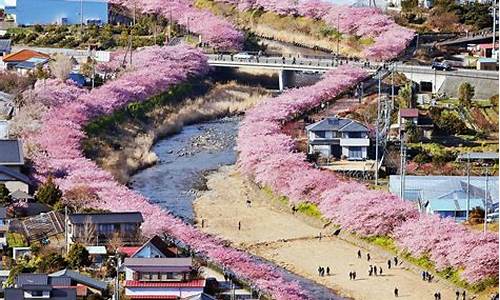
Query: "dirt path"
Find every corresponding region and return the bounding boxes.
[193,166,471,300]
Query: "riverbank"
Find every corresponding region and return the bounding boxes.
[193,166,489,300]
[84,81,269,183]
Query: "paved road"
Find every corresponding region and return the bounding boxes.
[207,54,499,80]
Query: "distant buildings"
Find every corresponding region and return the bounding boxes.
[389,175,499,222]
[5,0,109,26]
[1,49,50,74]
[306,117,370,160]
[5,271,108,299]
[66,211,144,247]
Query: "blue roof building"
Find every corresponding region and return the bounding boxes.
[389,175,499,222]
[5,0,108,26]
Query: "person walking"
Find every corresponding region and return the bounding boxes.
[367,253,371,262]
[422,271,427,281]
[349,272,353,280]
[353,271,357,280]
[379,267,383,276]
[318,266,322,276]
[394,256,398,265]
[394,287,399,297]
[326,266,330,276]
[387,259,391,269]
[434,292,439,300]
[368,266,373,276]
[456,290,460,300]
[357,249,362,259]
[374,266,378,276]
[462,290,466,300]
[438,292,442,300]
[246,199,251,207]
[238,221,241,231]
[319,232,322,241]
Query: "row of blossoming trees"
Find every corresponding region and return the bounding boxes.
[18,45,310,299]
[212,0,414,60]
[110,0,244,50]
[235,66,499,285]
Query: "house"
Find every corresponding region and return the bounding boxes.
[476,58,498,71]
[398,108,419,127]
[0,269,10,293]
[50,269,108,297]
[13,246,32,260]
[0,39,11,56]
[1,49,50,74]
[0,139,31,194]
[5,0,108,25]
[5,273,77,300]
[122,235,205,299]
[66,211,144,247]
[389,175,499,222]
[85,245,107,266]
[130,235,178,258]
[123,257,205,299]
[306,117,370,160]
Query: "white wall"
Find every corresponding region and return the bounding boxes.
[125,287,204,298]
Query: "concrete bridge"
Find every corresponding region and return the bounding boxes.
[207,54,499,98]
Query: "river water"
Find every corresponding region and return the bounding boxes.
[129,116,344,299]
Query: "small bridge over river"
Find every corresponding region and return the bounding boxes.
[207,54,499,98]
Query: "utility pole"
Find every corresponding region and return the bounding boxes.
[483,168,489,233]
[493,3,498,61]
[375,72,381,185]
[399,113,405,200]
[80,0,84,34]
[466,153,471,221]
[391,63,395,109]
[337,14,340,57]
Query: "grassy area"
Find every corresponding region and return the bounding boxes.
[296,202,322,219]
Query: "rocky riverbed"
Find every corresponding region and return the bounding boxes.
[129,117,239,221]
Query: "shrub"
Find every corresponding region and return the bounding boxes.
[35,176,63,206]
[66,244,91,269]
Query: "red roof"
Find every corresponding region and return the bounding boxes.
[399,108,419,118]
[2,49,49,62]
[118,246,140,257]
[129,296,178,300]
[125,279,205,288]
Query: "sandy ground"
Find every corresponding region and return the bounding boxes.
[193,166,476,300]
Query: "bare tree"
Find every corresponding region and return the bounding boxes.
[80,216,97,245]
[49,54,74,80]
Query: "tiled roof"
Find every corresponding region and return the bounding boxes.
[68,211,143,224]
[131,235,177,258]
[0,139,24,165]
[50,269,108,291]
[125,279,205,288]
[0,39,11,52]
[124,257,192,267]
[3,49,49,62]
[399,108,419,118]
[118,246,140,257]
[129,296,178,299]
[0,165,31,185]
[306,117,368,133]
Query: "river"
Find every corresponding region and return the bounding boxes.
[129,115,345,299]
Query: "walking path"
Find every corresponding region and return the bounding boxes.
[194,166,480,300]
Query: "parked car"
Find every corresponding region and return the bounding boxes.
[486,212,499,223]
[431,60,451,71]
[233,52,254,60]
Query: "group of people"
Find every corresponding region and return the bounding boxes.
[433,292,443,299]
[348,271,357,280]
[368,265,383,276]
[455,290,467,300]
[422,271,434,282]
[317,266,331,276]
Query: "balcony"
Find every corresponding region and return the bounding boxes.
[340,138,370,147]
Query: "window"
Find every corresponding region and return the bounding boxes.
[97,224,115,235]
[348,147,363,159]
[30,291,43,296]
[315,131,326,138]
[348,132,362,138]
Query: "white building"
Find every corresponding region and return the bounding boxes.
[306,117,370,160]
[122,235,206,300]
